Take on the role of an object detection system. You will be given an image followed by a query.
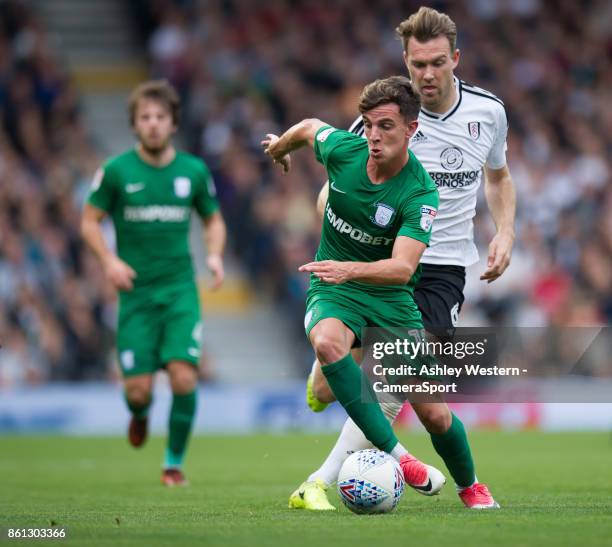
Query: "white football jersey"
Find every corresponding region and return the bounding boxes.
[349,77,508,266]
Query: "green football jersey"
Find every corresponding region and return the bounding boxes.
[87,148,219,289]
[313,125,439,296]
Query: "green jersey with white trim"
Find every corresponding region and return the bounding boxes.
[87,149,219,289]
[313,125,439,296]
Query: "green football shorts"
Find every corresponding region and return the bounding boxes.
[116,282,202,377]
[304,284,424,342]
[304,284,438,381]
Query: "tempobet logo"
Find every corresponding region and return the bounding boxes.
[124,205,189,222]
[325,204,393,246]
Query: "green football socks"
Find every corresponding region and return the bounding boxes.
[430,413,476,487]
[322,353,399,454]
[125,394,151,419]
[165,390,197,469]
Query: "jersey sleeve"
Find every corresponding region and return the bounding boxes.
[87,164,118,213]
[397,188,440,246]
[313,126,356,168]
[486,104,508,169]
[194,161,220,218]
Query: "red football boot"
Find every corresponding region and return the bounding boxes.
[161,468,189,487]
[128,416,148,448]
[458,482,500,509]
[399,454,446,496]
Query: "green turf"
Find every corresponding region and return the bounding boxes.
[1,432,611,546]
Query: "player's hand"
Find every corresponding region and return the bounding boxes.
[480,230,514,283]
[207,254,224,290]
[299,260,354,284]
[261,133,291,174]
[103,255,136,291]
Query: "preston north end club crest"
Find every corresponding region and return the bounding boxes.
[174,176,191,198]
[371,203,395,227]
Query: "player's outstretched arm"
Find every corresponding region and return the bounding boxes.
[299,236,426,286]
[202,211,226,290]
[80,204,136,291]
[481,165,516,283]
[261,118,328,173]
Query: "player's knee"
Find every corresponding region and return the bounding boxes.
[126,385,151,407]
[312,333,347,365]
[419,406,452,434]
[174,375,197,394]
[169,363,197,394]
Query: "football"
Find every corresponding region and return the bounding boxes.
[337,449,405,514]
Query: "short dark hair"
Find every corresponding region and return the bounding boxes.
[396,7,457,53]
[128,79,180,126]
[358,76,421,122]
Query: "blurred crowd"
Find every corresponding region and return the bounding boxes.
[1,0,611,386]
[0,1,115,387]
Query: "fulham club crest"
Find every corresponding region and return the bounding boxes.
[468,121,480,140]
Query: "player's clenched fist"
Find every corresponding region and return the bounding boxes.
[103,255,137,291]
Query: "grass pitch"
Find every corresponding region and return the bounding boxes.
[1,431,611,546]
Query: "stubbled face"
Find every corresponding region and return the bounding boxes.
[362,102,417,165]
[133,98,176,154]
[403,35,459,111]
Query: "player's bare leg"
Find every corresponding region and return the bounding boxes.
[162,360,198,487]
[124,374,153,448]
